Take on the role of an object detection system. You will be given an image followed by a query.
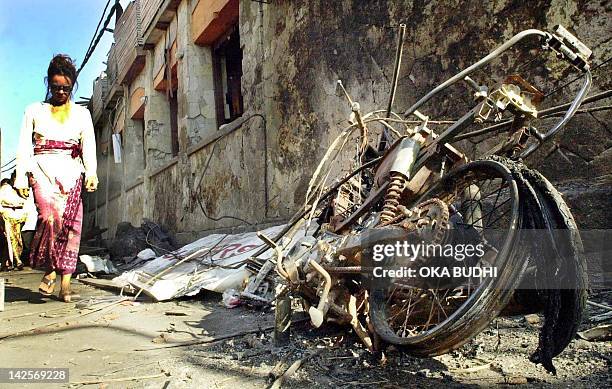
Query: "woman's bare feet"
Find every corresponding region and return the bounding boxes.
[59,274,79,302]
[58,290,80,303]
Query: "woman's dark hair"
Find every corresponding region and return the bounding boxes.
[45,54,78,101]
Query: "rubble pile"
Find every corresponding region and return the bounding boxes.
[109,219,177,261]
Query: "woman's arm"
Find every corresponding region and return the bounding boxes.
[14,105,35,190]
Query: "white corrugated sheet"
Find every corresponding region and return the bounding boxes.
[114,223,311,301]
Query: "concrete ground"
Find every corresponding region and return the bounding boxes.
[1,269,610,388]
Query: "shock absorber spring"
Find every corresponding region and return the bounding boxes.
[380,172,406,223]
[378,135,423,225]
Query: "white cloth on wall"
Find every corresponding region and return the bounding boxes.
[112,133,122,164]
[14,101,97,191]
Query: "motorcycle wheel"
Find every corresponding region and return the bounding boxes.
[369,159,525,355]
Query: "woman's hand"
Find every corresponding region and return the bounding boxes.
[85,175,98,192]
[17,188,30,199]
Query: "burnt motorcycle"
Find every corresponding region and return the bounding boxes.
[244,25,593,373]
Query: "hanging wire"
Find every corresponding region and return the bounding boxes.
[1,158,16,169]
[84,0,112,59]
[544,56,611,98]
[452,89,612,143]
[1,164,16,173]
[78,1,120,75]
[194,138,253,226]
[192,114,269,227]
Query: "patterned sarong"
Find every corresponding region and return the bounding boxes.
[1,215,26,267]
[29,140,83,275]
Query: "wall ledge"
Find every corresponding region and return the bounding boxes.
[126,177,145,192]
[148,157,179,178]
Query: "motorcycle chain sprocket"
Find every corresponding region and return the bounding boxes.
[398,198,450,245]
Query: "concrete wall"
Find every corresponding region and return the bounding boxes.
[145,44,174,170]
[124,181,144,226]
[86,0,611,241]
[85,0,270,241]
[239,0,610,226]
[176,0,217,148]
[124,71,147,180]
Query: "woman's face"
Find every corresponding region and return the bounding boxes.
[49,75,73,105]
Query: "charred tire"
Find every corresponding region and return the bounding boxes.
[523,168,587,367]
[369,159,525,356]
[482,156,587,373]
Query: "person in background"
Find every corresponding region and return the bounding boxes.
[0,179,9,270]
[14,54,98,302]
[0,172,28,270]
[20,190,38,266]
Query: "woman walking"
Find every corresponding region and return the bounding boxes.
[15,54,98,302]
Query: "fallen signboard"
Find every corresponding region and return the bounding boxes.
[113,224,308,301]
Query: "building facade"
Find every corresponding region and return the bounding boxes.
[87,0,610,243]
